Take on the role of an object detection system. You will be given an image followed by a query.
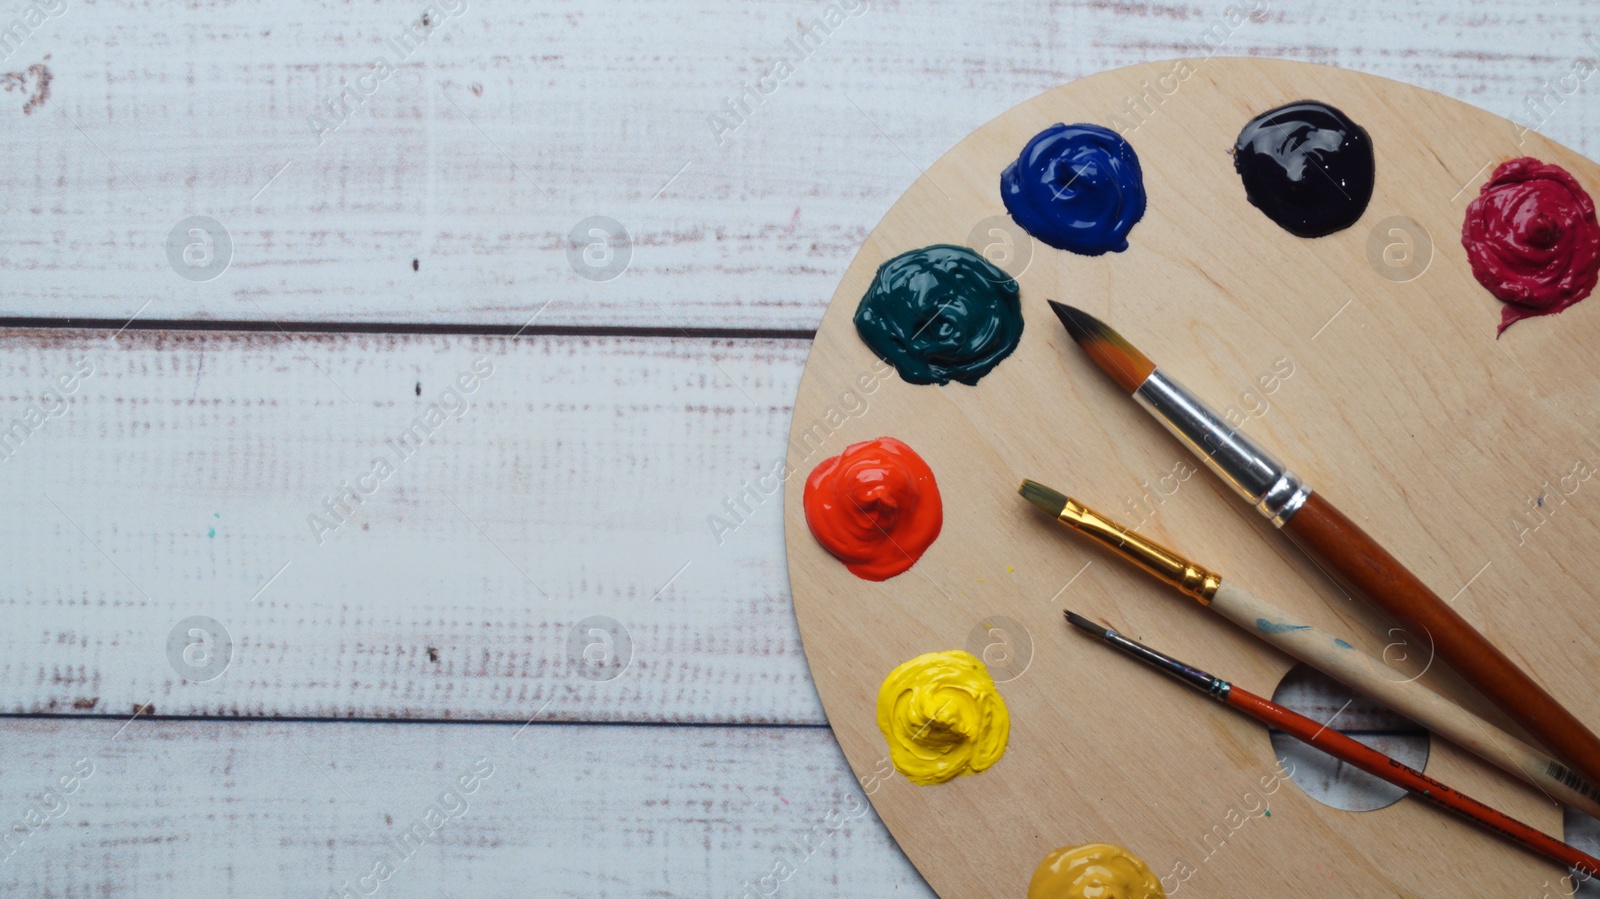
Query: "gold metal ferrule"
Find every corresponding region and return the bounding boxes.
[1057,498,1221,604]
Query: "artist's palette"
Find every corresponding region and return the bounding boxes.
[784,58,1600,897]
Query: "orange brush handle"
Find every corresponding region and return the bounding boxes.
[1282,492,1600,789]
[1227,684,1600,874]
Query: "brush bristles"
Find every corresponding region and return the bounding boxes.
[1063,610,1107,636]
[1019,479,1069,517]
[1047,301,1156,394]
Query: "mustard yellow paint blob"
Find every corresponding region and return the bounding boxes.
[1027,843,1165,899]
[875,649,1009,786]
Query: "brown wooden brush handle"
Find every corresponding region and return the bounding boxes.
[1281,491,1600,789]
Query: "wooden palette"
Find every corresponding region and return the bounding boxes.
[783,58,1600,897]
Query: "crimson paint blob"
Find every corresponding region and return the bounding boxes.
[802,437,943,581]
[1462,157,1600,336]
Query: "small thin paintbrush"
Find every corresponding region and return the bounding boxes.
[1020,479,1600,818]
[1063,610,1600,876]
[1047,300,1600,792]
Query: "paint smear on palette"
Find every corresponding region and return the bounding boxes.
[876,650,1009,786]
[854,245,1024,386]
[1001,123,1147,256]
[1028,843,1166,899]
[1462,157,1600,336]
[803,436,942,581]
[1232,101,1374,238]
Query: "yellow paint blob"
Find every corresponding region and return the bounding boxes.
[1027,843,1165,899]
[875,649,1009,786]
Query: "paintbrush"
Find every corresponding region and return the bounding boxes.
[1020,479,1600,818]
[1047,300,1600,791]
[1063,610,1600,875]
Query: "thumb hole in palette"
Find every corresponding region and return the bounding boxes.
[1268,663,1431,813]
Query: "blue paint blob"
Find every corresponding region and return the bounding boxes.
[1000,123,1147,256]
[853,244,1024,386]
[1255,618,1311,635]
[1333,638,1353,649]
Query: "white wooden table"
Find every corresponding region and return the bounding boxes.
[2,1,1598,895]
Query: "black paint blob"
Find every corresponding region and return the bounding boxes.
[1232,101,1374,238]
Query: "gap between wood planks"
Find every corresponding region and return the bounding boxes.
[0,710,1419,738]
[0,317,817,341]
[0,711,834,727]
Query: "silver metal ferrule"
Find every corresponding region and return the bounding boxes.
[1133,368,1311,527]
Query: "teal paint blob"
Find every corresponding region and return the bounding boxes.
[1333,638,1353,649]
[207,527,216,538]
[853,244,1024,386]
[1255,618,1310,635]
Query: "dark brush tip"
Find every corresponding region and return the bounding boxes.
[1046,300,1095,344]
[1045,302,1155,394]
[1019,479,1069,516]
[1063,610,1108,637]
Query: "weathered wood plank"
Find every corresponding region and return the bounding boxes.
[0,330,843,723]
[0,712,1589,897]
[4,329,1594,859]
[0,718,934,898]
[2,0,1597,328]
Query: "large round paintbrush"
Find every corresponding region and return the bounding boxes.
[1063,610,1600,877]
[1046,299,1600,793]
[1021,478,1600,819]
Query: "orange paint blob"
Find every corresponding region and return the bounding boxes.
[802,437,943,581]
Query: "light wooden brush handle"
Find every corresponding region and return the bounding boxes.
[1211,579,1600,819]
